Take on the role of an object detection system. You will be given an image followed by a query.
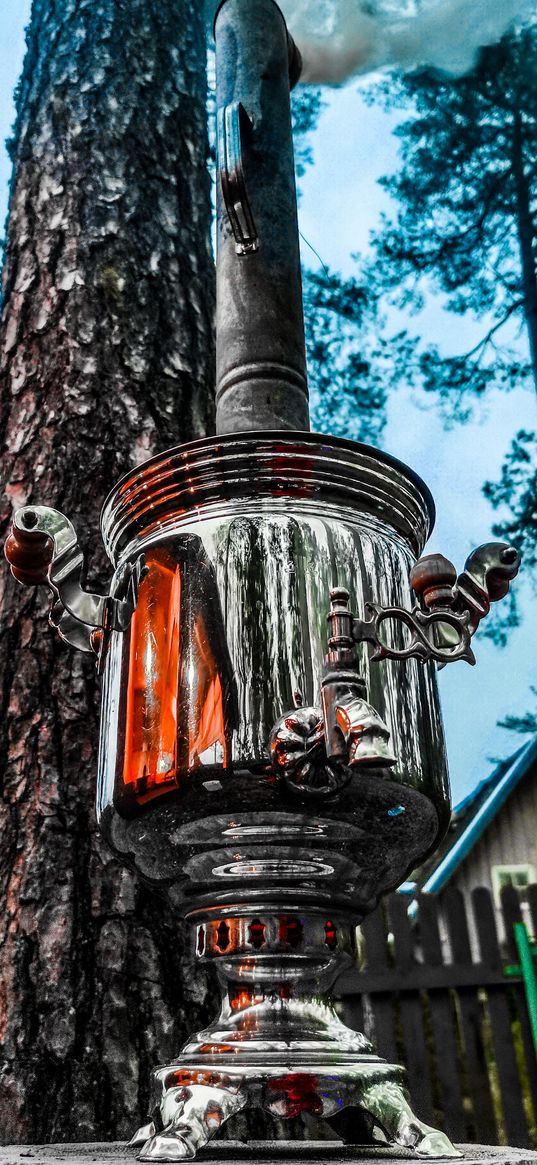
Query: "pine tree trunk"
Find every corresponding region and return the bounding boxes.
[512,108,537,394]
[0,0,215,1143]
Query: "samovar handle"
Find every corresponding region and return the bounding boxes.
[352,542,521,666]
[4,505,144,661]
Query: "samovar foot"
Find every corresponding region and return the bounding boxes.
[130,1083,247,1161]
[358,1079,463,1159]
[260,1068,461,1158]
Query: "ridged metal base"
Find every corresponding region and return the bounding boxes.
[130,909,460,1161]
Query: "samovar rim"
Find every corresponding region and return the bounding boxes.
[100,430,435,563]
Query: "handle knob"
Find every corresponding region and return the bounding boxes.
[4,508,54,586]
[410,553,457,610]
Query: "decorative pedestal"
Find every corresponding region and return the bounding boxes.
[126,908,459,1161]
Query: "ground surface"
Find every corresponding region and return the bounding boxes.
[1,1144,537,1165]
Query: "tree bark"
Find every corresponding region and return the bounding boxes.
[512,107,537,394]
[0,0,214,1142]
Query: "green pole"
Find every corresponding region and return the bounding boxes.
[514,920,537,1058]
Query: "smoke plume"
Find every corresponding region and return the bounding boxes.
[277,0,533,83]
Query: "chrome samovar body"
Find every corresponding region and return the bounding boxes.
[97,432,448,913]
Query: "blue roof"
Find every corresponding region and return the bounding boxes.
[421,735,537,895]
[452,742,527,818]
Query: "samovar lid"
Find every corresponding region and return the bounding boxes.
[101,431,435,564]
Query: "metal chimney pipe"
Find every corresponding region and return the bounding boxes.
[214,0,310,433]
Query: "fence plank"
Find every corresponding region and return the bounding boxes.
[339,963,509,993]
[472,886,529,1146]
[418,893,466,1142]
[360,906,398,1064]
[443,887,498,1143]
[501,885,537,1121]
[340,885,537,1150]
[528,883,537,941]
[389,894,435,1126]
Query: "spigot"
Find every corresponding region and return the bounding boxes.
[269,588,395,797]
[4,505,144,662]
[320,588,396,768]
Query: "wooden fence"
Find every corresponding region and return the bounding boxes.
[339,884,537,1148]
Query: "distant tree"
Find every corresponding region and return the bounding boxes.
[296,24,537,442]
[292,88,394,443]
[484,430,537,573]
[483,426,537,738]
[303,268,417,443]
[498,695,537,734]
[292,86,325,178]
[357,23,537,701]
[482,428,536,655]
[368,25,537,419]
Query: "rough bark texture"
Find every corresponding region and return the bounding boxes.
[0,0,215,1142]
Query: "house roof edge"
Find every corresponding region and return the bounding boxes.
[421,735,537,895]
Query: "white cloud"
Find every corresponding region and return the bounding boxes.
[280,0,533,82]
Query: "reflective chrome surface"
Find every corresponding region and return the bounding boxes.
[131,1065,461,1161]
[184,907,366,1057]
[129,905,461,1160]
[94,431,459,1157]
[5,429,461,1156]
[96,432,450,914]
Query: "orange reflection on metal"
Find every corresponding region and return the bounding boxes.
[187,613,227,767]
[123,550,180,800]
[230,989,264,1012]
[164,1069,231,1090]
[198,1043,235,1055]
[236,958,256,977]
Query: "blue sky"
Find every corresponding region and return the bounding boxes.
[1,1,536,804]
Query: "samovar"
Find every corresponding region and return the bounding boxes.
[5,0,520,1158]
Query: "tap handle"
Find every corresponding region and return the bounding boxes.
[326,586,355,660]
